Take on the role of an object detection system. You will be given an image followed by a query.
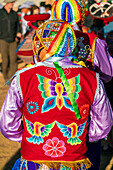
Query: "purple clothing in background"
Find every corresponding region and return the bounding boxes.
[0,69,113,143]
[34,38,113,82]
[94,38,113,82]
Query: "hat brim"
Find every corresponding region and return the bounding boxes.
[24,14,50,21]
[4,0,16,3]
[90,14,113,22]
[85,11,90,17]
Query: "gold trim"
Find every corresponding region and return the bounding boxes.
[91,37,98,68]
[21,157,92,169]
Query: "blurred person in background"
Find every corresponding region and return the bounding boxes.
[16,12,50,65]
[40,1,46,14]
[0,3,3,9]
[30,5,40,15]
[0,0,21,83]
[45,4,52,20]
[18,2,31,37]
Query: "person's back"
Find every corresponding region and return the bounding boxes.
[0,20,113,170]
[18,62,97,166]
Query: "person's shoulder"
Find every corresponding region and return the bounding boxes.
[11,9,18,16]
[15,64,37,76]
[74,30,86,35]
[82,66,96,75]
[86,32,97,40]
[74,30,91,39]
[0,8,5,19]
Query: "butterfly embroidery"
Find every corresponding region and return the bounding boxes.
[37,74,81,113]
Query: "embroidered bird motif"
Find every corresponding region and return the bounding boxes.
[25,118,55,145]
[56,121,86,145]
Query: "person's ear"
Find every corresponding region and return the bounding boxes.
[38,48,47,61]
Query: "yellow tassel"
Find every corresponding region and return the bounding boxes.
[21,157,92,170]
[73,60,87,68]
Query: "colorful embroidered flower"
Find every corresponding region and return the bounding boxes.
[80,104,89,119]
[27,101,39,114]
[43,137,66,157]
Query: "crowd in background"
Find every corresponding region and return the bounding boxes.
[16,1,52,37]
[0,0,52,80]
[0,0,113,169]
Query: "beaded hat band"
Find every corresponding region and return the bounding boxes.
[33,20,76,62]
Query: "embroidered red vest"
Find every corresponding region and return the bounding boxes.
[18,64,97,169]
[73,30,97,70]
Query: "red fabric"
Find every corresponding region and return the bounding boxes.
[85,11,90,17]
[24,14,50,21]
[19,65,97,162]
[16,50,33,56]
[90,14,113,22]
[86,32,97,49]
[27,22,38,29]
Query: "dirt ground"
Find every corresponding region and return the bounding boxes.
[0,61,24,170]
[0,60,113,170]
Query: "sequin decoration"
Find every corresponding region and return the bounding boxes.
[76,0,86,24]
[77,37,91,62]
[32,20,76,62]
[26,101,39,114]
[43,137,66,157]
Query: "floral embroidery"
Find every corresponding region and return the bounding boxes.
[25,118,55,145]
[80,104,89,119]
[37,74,81,113]
[26,101,39,114]
[56,121,87,145]
[43,137,66,157]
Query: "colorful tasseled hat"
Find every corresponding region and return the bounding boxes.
[32,20,76,62]
[89,1,113,22]
[51,0,86,24]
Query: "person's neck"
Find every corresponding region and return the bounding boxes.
[4,5,11,13]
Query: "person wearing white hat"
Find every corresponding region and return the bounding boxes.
[0,0,21,82]
[0,3,3,9]
[18,2,31,36]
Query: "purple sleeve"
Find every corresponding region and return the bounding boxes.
[0,77,23,143]
[89,79,113,142]
[94,38,113,82]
